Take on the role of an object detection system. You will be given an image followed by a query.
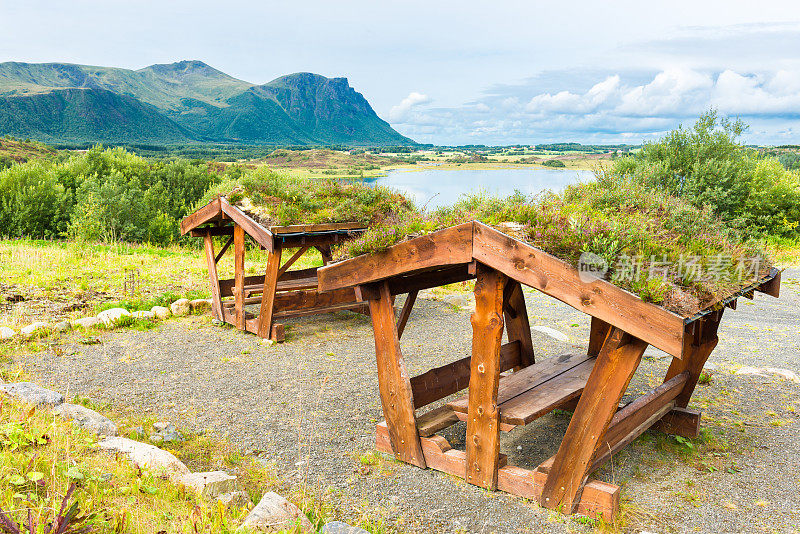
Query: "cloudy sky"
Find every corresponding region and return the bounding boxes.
[3,0,800,145]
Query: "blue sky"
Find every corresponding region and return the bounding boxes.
[2,1,800,145]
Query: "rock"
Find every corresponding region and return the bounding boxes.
[97,308,130,327]
[151,306,171,320]
[153,421,170,432]
[152,422,183,442]
[149,434,163,444]
[417,289,435,300]
[323,521,369,534]
[237,492,313,532]
[73,316,101,328]
[170,299,191,317]
[259,338,275,346]
[99,437,189,479]
[189,299,212,313]
[735,366,800,383]
[20,321,49,337]
[53,320,71,332]
[130,310,155,320]
[440,294,471,308]
[532,325,570,342]
[0,382,64,407]
[179,471,240,500]
[211,318,224,326]
[0,326,15,340]
[217,490,252,508]
[52,403,118,436]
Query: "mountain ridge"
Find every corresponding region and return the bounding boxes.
[0,60,413,146]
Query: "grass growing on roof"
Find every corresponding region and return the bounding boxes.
[197,167,416,227]
[336,176,772,317]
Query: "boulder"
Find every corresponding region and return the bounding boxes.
[73,316,101,328]
[170,299,191,317]
[130,310,156,320]
[237,492,313,532]
[52,403,118,436]
[532,325,570,342]
[97,308,130,327]
[99,436,189,479]
[179,471,240,500]
[735,366,800,383]
[0,326,15,340]
[0,382,64,407]
[322,522,369,534]
[189,299,212,313]
[20,321,49,337]
[151,306,171,320]
[53,320,71,332]
[152,422,183,442]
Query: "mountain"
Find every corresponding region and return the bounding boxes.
[0,60,414,146]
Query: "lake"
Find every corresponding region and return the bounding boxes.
[373,167,595,209]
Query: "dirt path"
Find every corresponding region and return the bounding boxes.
[12,269,800,533]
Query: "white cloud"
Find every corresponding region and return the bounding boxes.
[388,92,431,122]
[393,67,800,145]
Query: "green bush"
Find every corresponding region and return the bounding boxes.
[609,110,800,237]
[0,145,224,244]
[542,159,566,168]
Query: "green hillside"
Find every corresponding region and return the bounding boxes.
[0,61,414,146]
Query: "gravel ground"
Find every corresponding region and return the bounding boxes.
[11,268,800,533]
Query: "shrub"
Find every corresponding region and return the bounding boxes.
[542,159,566,168]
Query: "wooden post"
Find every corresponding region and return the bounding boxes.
[396,290,418,340]
[587,317,612,356]
[502,280,535,367]
[203,232,223,320]
[257,246,282,340]
[316,245,333,265]
[663,310,722,407]
[233,224,246,331]
[540,328,647,513]
[368,281,426,468]
[465,264,507,490]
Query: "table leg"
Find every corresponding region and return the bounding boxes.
[368,281,426,468]
[540,328,647,513]
[257,246,282,340]
[465,264,507,489]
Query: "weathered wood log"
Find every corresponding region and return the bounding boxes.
[257,247,282,339]
[368,282,426,468]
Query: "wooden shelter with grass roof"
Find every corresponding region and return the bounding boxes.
[181,197,370,341]
[317,221,781,519]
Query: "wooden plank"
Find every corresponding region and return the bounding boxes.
[588,372,689,474]
[498,358,596,426]
[273,301,367,320]
[279,267,318,282]
[411,341,521,409]
[588,317,612,357]
[540,329,648,513]
[465,265,506,490]
[416,406,460,437]
[214,235,234,263]
[503,280,535,367]
[664,313,721,407]
[396,291,418,340]
[368,282,426,468]
[203,232,224,321]
[274,287,359,311]
[233,224,246,330]
[220,275,266,297]
[757,269,781,297]
[318,222,474,292]
[357,264,477,301]
[257,247,282,339]
[268,221,368,234]
[472,222,686,358]
[220,198,275,251]
[190,225,233,238]
[448,352,592,415]
[277,246,310,279]
[181,198,221,234]
[652,406,702,438]
[376,422,618,519]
